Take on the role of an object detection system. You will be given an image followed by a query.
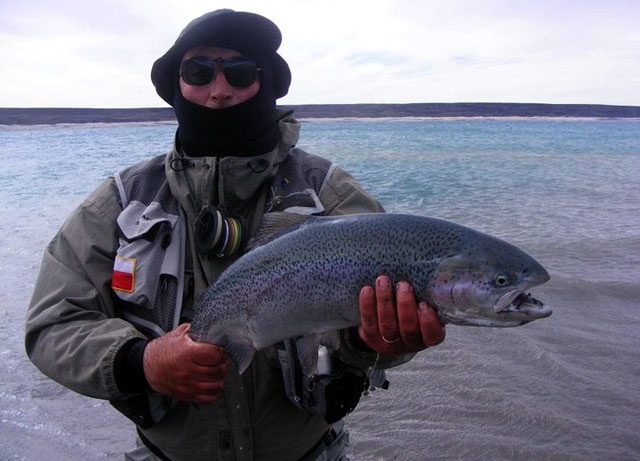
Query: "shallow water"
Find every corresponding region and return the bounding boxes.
[1,118,639,460]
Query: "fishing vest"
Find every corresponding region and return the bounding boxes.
[109,148,385,429]
[111,148,334,337]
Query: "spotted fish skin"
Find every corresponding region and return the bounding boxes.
[189,212,551,373]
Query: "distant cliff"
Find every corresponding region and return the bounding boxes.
[283,103,640,119]
[1,103,639,125]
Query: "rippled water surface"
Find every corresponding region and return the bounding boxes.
[1,118,639,460]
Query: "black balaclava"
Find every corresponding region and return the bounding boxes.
[173,57,280,158]
[151,10,291,157]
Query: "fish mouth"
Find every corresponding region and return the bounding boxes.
[435,285,552,328]
[495,290,552,320]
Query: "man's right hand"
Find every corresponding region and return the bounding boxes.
[143,323,228,403]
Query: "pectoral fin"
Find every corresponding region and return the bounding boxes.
[225,338,256,375]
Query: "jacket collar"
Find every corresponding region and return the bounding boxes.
[165,110,300,223]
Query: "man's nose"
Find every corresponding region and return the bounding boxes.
[209,71,233,102]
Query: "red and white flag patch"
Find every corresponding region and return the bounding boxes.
[111,256,137,293]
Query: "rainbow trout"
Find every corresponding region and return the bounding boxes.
[190,212,551,374]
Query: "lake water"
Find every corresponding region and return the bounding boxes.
[1,117,639,460]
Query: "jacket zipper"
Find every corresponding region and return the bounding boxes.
[212,157,220,208]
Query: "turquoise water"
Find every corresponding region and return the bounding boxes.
[301,119,640,283]
[1,118,639,460]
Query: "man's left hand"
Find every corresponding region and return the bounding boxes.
[358,275,446,355]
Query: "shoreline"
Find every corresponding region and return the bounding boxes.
[1,102,639,126]
[2,116,640,131]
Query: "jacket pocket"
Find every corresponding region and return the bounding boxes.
[112,200,185,336]
[112,223,171,310]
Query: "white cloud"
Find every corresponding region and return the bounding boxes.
[0,0,638,107]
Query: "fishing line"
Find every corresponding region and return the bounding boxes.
[195,205,245,258]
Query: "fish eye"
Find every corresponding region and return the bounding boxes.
[494,274,510,287]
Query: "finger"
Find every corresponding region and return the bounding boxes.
[192,390,223,404]
[417,301,446,347]
[192,362,228,382]
[395,282,424,351]
[182,328,228,366]
[177,381,225,404]
[191,380,225,396]
[190,344,228,367]
[375,276,400,344]
[173,322,191,337]
[358,285,380,344]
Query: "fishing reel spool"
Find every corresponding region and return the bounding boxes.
[194,205,245,258]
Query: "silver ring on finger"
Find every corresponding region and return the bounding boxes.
[381,335,401,344]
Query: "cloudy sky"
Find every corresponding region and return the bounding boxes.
[1,0,638,108]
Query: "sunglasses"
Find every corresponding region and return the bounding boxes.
[180,57,261,88]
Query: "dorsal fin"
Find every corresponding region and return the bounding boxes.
[246,212,315,251]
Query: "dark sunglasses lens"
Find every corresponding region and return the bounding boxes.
[181,60,215,86]
[223,62,259,87]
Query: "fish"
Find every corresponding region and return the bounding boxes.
[189,212,552,374]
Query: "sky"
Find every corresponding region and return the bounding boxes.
[1,0,639,108]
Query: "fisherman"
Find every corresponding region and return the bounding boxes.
[25,9,445,461]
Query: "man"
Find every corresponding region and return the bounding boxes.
[25,9,445,461]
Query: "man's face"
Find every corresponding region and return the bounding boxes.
[179,46,261,109]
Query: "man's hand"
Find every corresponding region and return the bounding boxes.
[358,275,446,355]
[143,323,228,403]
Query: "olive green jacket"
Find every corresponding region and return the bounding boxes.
[25,114,409,461]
